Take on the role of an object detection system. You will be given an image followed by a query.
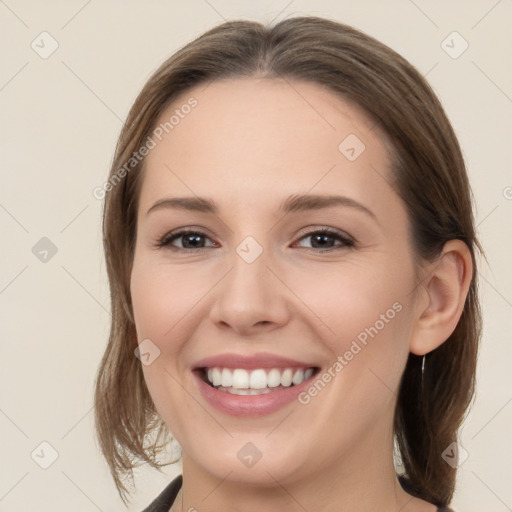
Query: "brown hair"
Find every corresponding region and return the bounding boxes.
[93,15,481,507]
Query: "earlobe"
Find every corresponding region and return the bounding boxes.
[410,240,473,356]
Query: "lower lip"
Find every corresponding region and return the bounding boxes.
[193,370,317,417]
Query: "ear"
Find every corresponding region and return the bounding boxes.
[409,240,473,356]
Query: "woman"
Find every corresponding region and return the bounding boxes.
[94,16,481,512]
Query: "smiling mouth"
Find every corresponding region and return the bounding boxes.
[197,366,320,395]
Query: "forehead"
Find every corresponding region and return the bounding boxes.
[139,77,397,216]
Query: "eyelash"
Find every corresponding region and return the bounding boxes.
[155,227,355,253]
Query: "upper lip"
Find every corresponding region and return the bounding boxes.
[192,352,318,370]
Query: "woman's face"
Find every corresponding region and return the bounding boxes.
[130,77,421,486]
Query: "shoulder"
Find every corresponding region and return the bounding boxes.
[140,474,183,512]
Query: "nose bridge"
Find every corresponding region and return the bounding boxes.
[209,233,289,332]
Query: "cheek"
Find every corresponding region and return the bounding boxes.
[306,258,412,347]
[130,259,201,347]
[130,260,191,423]
[129,256,214,407]
[304,258,414,406]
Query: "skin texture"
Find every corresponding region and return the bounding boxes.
[130,78,472,512]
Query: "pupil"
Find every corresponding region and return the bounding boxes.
[313,234,332,248]
[185,233,203,248]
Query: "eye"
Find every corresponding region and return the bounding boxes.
[156,229,216,251]
[294,228,354,252]
[155,227,355,253]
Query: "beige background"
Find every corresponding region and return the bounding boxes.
[1,1,511,511]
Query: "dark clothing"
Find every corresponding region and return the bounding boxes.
[141,474,454,511]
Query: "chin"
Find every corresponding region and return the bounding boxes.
[186,439,311,487]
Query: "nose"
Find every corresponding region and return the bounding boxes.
[208,245,290,336]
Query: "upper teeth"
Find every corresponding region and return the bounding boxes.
[206,367,315,389]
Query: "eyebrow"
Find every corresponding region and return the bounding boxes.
[146,194,377,222]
